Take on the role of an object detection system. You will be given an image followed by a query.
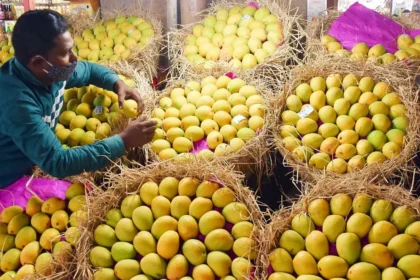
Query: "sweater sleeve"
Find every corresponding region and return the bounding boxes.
[4,94,126,178]
[65,61,120,91]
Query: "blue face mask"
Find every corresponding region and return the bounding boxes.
[39,56,77,82]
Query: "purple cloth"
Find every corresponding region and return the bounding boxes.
[328,2,420,53]
[0,177,70,212]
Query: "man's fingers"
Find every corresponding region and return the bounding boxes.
[118,92,126,108]
[134,116,147,122]
[129,91,144,112]
[139,120,157,128]
[143,126,157,134]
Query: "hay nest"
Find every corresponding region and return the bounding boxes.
[73,160,267,279]
[168,0,306,85]
[69,1,163,81]
[273,55,420,185]
[305,10,420,74]
[145,66,276,179]
[260,177,420,279]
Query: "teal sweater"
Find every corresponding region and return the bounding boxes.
[0,58,126,188]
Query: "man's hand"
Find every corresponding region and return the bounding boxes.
[119,116,157,149]
[114,80,145,113]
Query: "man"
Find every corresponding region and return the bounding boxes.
[0,10,156,188]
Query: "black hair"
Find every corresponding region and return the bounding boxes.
[12,10,69,64]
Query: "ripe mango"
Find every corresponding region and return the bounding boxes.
[51,210,69,231]
[0,248,21,272]
[204,229,234,251]
[346,213,372,238]
[151,216,178,239]
[233,237,257,260]
[269,248,294,273]
[93,268,118,280]
[140,253,167,279]
[167,254,188,279]
[7,213,30,235]
[189,197,213,219]
[68,195,86,213]
[268,273,297,280]
[196,181,219,198]
[382,267,406,280]
[222,202,249,224]
[330,194,352,217]
[317,256,348,279]
[15,226,37,249]
[388,234,419,259]
[336,232,361,265]
[305,230,329,260]
[352,194,373,213]
[25,196,43,217]
[178,215,199,241]
[360,243,394,269]
[133,231,156,256]
[390,206,417,232]
[370,199,394,223]
[157,230,179,259]
[65,183,85,200]
[279,230,305,256]
[192,263,216,280]
[323,215,346,243]
[199,210,225,235]
[115,218,138,242]
[30,212,51,234]
[90,246,114,268]
[15,264,35,280]
[139,182,159,206]
[207,251,232,277]
[111,241,136,262]
[120,195,142,218]
[368,220,398,244]
[397,255,420,278]
[94,224,118,247]
[105,208,123,228]
[0,233,15,252]
[291,213,315,238]
[132,206,154,231]
[231,257,252,280]
[292,251,318,276]
[1,206,23,224]
[232,221,253,239]
[35,252,53,276]
[159,177,180,200]
[69,210,87,227]
[65,227,80,246]
[0,222,7,234]
[405,221,420,241]
[53,241,72,260]
[178,177,201,197]
[20,241,40,265]
[182,239,207,265]
[347,262,380,280]
[41,197,66,215]
[114,259,141,280]
[308,199,330,226]
[170,196,191,219]
[151,196,171,219]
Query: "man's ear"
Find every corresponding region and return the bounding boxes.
[28,56,45,69]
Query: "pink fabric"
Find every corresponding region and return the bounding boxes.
[248,1,260,9]
[0,177,70,212]
[328,2,420,53]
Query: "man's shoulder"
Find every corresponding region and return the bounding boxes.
[0,59,27,89]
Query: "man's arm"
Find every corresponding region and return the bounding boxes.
[65,61,120,91]
[5,95,126,178]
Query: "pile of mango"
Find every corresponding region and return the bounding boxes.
[0,183,86,279]
[0,37,14,67]
[151,75,265,161]
[280,73,408,174]
[90,177,257,279]
[322,34,420,64]
[56,75,137,149]
[268,193,420,280]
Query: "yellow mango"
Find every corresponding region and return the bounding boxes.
[291,213,315,238]
[336,232,361,265]
[322,215,346,243]
[360,243,394,269]
[292,251,318,276]
[279,230,305,256]
[269,248,294,273]
[305,230,329,260]
[317,256,349,279]
[346,213,372,238]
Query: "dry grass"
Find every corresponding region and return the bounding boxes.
[73,160,267,279]
[260,177,420,279]
[167,0,306,87]
[68,1,163,81]
[272,55,420,186]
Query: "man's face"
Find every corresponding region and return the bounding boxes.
[28,31,77,84]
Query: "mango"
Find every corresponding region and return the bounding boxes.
[53,241,72,260]
[151,216,178,239]
[182,239,207,266]
[279,230,305,256]
[295,276,322,280]
[232,221,253,239]
[388,234,419,259]
[167,254,188,279]
[370,199,394,223]
[397,255,420,278]
[192,264,216,280]
[390,206,417,232]
[178,215,199,241]
[20,241,40,265]
[139,181,159,206]
[1,206,24,224]
[212,188,235,208]
[156,230,179,259]
[0,234,15,252]
[35,252,53,276]
[233,237,257,260]
[178,177,201,197]
[352,194,373,213]
[336,232,361,265]
[15,264,35,280]
[7,213,30,235]
[15,226,37,249]
[25,196,43,217]
[65,227,80,246]
[232,257,252,280]
[347,262,380,280]
[323,215,346,243]
[69,210,87,227]
[330,194,352,217]
[159,177,179,200]
[30,212,51,234]
[67,195,85,213]
[317,256,348,279]
[94,224,118,247]
[360,243,394,269]
[222,202,249,224]
[196,180,219,198]
[65,183,85,200]
[268,272,297,280]
[382,267,406,280]
[41,197,66,215]
[120,195,142,218]
[293,251,318,276]
[105,208,123,228]
[305,230,329,260]
[368,220,398,244]
[129,275,152,280]
[1,248,21,272]
[207,251,232,277]
[346,213,372,238]
[93,268,118,280]
[291,213,315,238]
[269,248,294,273]
[132,206,153,231]
[111,242,136,262]
[199,210,225,235]
[406,221,420,241]
[90,246,114,268]
[151,196,171,219]
[0,223,7,234]
[51,210,69,231]
[115,218,138,242]
[204,228,234,252]
[114,259,141,280]
[133,231,156,256]
[308,199,330,226]
[0,271,17,280]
